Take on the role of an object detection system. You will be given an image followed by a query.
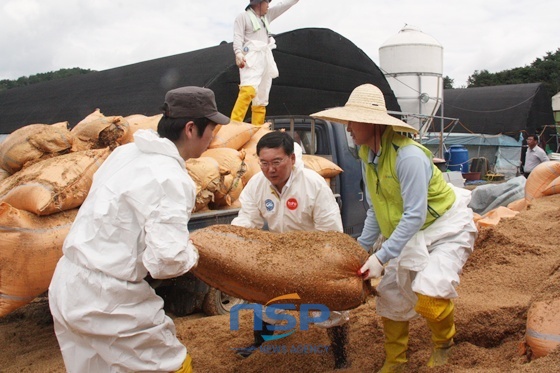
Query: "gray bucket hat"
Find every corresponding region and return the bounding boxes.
[164,86,230,125]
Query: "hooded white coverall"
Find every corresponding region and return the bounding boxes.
[231,147,349,327]
[48,129,199,373]
[233,0,299,107]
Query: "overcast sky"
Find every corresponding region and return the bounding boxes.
[1,0,557,88]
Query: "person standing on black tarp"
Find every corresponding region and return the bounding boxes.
[230,0,299,126]
[523,134,548,177]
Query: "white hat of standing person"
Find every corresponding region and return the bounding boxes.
[310,84,418,134]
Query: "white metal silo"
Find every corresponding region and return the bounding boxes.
[379,25,443,134]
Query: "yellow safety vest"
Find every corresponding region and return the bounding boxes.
[359,127,456,237]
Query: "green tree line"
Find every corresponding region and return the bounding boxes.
[0,68,94,92]
[465,48,560,97]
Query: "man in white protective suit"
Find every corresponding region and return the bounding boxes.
[230,0,299,125]
[312,84,477,372]
[231,131,351,370]
[48,86,230,373]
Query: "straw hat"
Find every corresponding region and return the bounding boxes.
[310,84,417,133]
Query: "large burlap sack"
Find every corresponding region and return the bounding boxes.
[0,122,73,175]
[121,114,162,144]
[0,203,78,317]
[211,173,244,208]
[201,148,246,207]
[0,148,110,215]
[525,298,560,358]
[241,123,272,185]
[190,225,373,310]
[186,157,224,212]
[209,120,257,150]
[542,175,560,196]
[71,109,131,151]
[302,154,343,178]
[525,161,560,202]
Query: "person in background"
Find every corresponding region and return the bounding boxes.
[231,131,350,369]
[311,84,477,372]
[48,87,230,373]
[231,0,299,125]
[523,134,548,177]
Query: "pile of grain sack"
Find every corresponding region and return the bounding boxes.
[0,110,344,317]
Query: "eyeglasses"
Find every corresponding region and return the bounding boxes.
[258,157,288,169]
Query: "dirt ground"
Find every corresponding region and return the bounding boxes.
[1,194,559,372]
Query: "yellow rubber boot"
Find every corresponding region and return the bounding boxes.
[378,317,409,373]
[230,86,256,122]
[251,105,266,126]
[174,354,193,373]
[415,294,456,368]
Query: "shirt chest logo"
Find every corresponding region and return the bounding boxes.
[265,199,275,211]
[286,198,298,210]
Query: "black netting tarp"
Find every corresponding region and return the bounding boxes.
[437,83,554,138]
[0,28,399,133]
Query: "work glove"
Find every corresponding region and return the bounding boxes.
[235,53,246,68]
[358,254,384,280]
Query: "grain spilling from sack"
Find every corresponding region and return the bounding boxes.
[0,122,73,175]
[0,148,110,216]
[190,225,372,311]
[71,111,131,151]
[0,203,78,317]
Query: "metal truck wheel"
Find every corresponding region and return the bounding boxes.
[202,287,247,316]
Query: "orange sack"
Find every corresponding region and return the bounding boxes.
[190,225,372,311]
[0,203,78,317]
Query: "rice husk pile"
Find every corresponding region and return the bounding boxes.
[190,225,372,311]
[1,194,560,372]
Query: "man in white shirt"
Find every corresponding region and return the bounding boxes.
[231,131,350,369]
[523,134,548,177]
[49,87,229,373]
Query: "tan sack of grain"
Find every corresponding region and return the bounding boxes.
[525,298,560,358]
[186,157,224,212]
[201,148,246,205]
[302,154,343,178]
[190,225,373,311]
[121,114,163,144]
[209,120,257,150]
[241,123,272,185]
[0,203,78,317]
[542,175,560,196]
[0,148,110,216]
[211,173,244,208]
[71,110,131,151]
[525,161,560,202]
[0,122,73,175]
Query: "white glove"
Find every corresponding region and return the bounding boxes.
[359,254,384,280]
[235,53,246,68]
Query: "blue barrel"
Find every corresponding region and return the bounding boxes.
[444,145,469,173]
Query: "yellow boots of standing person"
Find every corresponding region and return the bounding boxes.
[230,85,266,126]
[378,294,456,372]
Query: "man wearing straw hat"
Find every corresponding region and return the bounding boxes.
[230,0,299,126]
[311,84,477,372]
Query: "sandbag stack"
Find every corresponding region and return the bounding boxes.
[0,112,346,317]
